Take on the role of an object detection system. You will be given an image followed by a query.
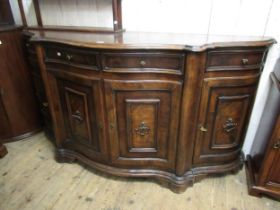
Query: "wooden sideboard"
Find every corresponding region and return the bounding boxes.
[245,65,280,199]
[0,26,41,143]
[29,31,274,192]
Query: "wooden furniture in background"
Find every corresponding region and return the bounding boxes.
[0,143,8,158]
[0,26,41,143]
[246,61,280,200]
[0,0,14,26]
[17,0,123,33]
[31,31,274,192]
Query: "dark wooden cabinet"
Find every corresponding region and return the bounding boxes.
[246,70,280,200]
[29,31,274,193]
[0,27,41,142]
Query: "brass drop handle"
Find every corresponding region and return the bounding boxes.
[135,122,150,136]
[0,40,2,45]
[223,118,238,133]
[242,58,249,65]
[72,110,83,123]
[66,54,73,61]
[273,140,280,149]
[199,125,208,132]
[140,60,146,67]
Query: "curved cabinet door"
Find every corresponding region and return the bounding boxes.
[49,70,108,162]
[104,80,182,171]
[193,75,259,166]
[261,117,280,191]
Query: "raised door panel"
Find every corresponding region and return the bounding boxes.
[105,80,182,170]
[52,71,107,161]
[265,151,280,190]
[194,75,259,165]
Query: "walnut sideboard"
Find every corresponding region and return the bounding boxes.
[29,31,275,192]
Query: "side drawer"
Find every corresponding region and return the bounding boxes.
[102,51,185,75]
[206,48,267,71]
[45,45,100,70]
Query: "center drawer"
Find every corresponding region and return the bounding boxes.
[101,51,185,75]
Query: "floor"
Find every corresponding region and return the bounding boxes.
[0,133,279,210]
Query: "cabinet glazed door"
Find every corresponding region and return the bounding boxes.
[51,71,107,162]
[193,75,259,165]
[105,80,182,170]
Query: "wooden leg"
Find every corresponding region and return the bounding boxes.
[0,143,8,158]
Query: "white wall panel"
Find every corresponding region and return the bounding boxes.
[233,0,273,36]
[208,0,241,35]
[122,0,212,34]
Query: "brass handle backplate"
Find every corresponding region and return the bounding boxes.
[42,102,48,107]
[135,122,150,136]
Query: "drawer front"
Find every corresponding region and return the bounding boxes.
[102,52,185,74]
[45,46,100,70]
[206,48,266,71]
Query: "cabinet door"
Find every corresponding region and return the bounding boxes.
[105,80,182,170]
[193,75,259,165]
[262,117,280,191]
[0,92,11,140]
[265,151,280,190]
[51,71,107,161]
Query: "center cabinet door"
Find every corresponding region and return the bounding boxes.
[104,80,182,170]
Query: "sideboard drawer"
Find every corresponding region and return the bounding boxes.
[102,52,185,74]
[45,46,100,70]
[206,49,266,71]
